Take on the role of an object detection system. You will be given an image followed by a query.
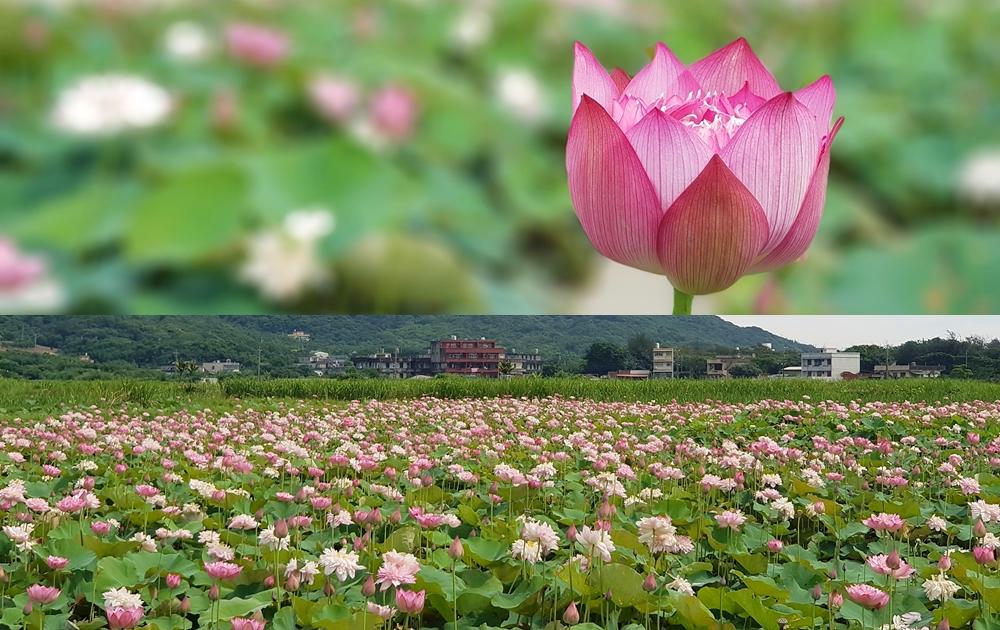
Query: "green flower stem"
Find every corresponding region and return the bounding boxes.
[673,288,694,315]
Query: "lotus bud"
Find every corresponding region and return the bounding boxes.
[180,597,191,613]
[563,601,580,625]
[166,573,181,589]
[642,573,657,592]
[390,508,401,524]
[938,554,952,571]
[767,539,783,553]
[273,519,289,539]
[449,537,464,561]
[567,524,578,542]
[286,573,300,591]
[324,581,335,597]
[974,520,988,538]
[812,501,826,515]
[22,603,31,616]
[886,549,901,570]
[208,584,219,601]
[811,584,822,601]
[828,568,838,580]
[362,576,376,597]
[828,592,843,608]
[263,575,275,588]
[938,619,950,630]
[598,499,615,519]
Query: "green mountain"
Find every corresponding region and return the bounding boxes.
[3,315,810,360]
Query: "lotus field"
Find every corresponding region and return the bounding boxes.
[3,396,1000,630]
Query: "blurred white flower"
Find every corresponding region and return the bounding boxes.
[0,238,64,313]
[51,74,172,137]
[451,2,493,49]
[163,21,213,63]
[958,149,1000,204]
[240,208,335,302]
[495,67,547,124]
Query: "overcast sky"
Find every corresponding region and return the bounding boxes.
[721,316,1000,348]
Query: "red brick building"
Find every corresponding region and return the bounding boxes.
[430,336,506,378]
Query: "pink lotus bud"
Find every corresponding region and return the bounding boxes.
[767,539,783,553]
[370,85,419,142]
[812,501,826,515]
[597,499,615,519]
[166,573,181,588]
[82,477,95,490]
[211,490,226,502]
[563,601,580,625]
[179,597,191,613]
[565,40,842,305]
[828,592,843,608]
[285,572,300,591]
[395,589,425,614]
[226,23,289,68]
[938,554,952,571]
[115,464,127,474]
[263,575,275,588]
[975,520,988,538]
[567,524,578,542]
[390,508,401,524]
[208,584,220,601]
[449,537,464,560]
[642,573,657,592]
[273,519,289,539]
[324,581,335,597]
[885,549,901,570]
[811,584,822,601]
[23,603,31,616]
[938,619,950,630]
[362,575,376,597]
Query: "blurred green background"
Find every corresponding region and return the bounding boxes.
[0,0,998,314]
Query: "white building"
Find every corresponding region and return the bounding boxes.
[651,343,674,378]
[800,348,860,380]
[200,359,241,374]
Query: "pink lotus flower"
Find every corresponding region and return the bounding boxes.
[567,39,841,309]
[376,550,420,591]
[226,23,289,68]
[395,588,426,614]
[863,512,905,533]
[204,561,242,580]
[866,554,915,579]
[107,606,144,630]
[26,584,60,605]
[45,555,69,570]
[974,546,995,565]
[0,238,45,290]
[165,573,182,588]
[845,584,889,610]
[714,509,747,531]
[231,616,266,630]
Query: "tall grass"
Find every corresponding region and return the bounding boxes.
[219,377,1000,404]
[0,378,996,417]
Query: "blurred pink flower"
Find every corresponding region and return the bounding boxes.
[369,85,419,142]
[566,39,841,297]
[0,239,44,289]
[226,23,289,68]
[866,554,915,579]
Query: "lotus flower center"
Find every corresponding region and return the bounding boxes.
[664,91,750,151]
